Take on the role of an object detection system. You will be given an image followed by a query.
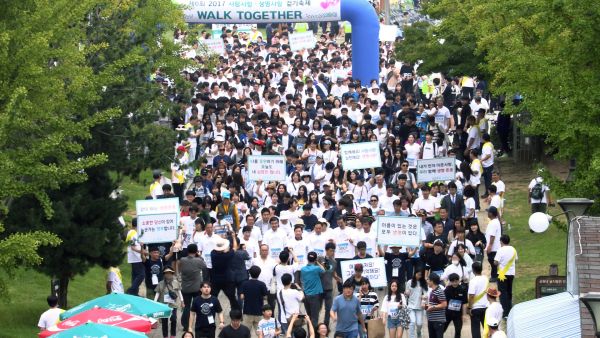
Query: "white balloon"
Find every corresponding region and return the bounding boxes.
[529,212,550,233]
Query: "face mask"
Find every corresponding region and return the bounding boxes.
[452,260,459,266]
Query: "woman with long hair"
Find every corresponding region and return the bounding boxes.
[405,269,427,338]
[382,279,410,338]
[286,172,301,196]
[296,185,309,207]
[466,219,486,263]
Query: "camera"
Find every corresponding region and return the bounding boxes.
[168,290,178,300]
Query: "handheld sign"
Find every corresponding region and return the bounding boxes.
[199,38,225,55]
[340,142,382,171]
[340,257,387,288]
[248,155,287,181]
[416,157,456,183]
[376,216,421,247]
[289,31,316,51]
[135,198,180,244]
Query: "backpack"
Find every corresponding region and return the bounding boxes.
[531,179,545,200]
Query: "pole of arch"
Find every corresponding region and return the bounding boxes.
[341,0,380,85]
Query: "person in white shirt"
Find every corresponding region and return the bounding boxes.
[488,185,503,220]
[331,216,358,260]
[528,173,553,214]
[491,171,505,199]
[357,220,378,257]
[38,295,64,330]
[484,288,504,334]
[441,253,469,284]
[197,223,220,270]
[412,186,440,217]
[239,226,260,269]
[430,96,454,132]
[273,250,299,291]
[308,221,334,256]
[468,262,489,338]
[494,235,517,318]
[238,214,262,243]
[125,219,145,296]
[106,266,124,294]
[287,225,310,266]
[263,217,289,260]
[378,185,400,214]
[485,206,502,281]
[368,175,387,200]
[255,244,277,308]
[420,131,437,160]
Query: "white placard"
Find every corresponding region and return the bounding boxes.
[199,38,225,55]
[136,198,180,244]
[289,31,316,51]
[376,216,421,247]
[340,258,387,288]
[211,23,253,38]
[416,157,456,183]
[339,142,382,171]
[379,24,398,42]
[247,155,287,181]
[181,0,341,24]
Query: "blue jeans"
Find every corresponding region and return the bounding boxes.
[126,262,145,295]
[338,329,359,338]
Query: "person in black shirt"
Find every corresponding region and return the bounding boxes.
[353,241,373,260]
[444,273,468,337]
[239,266,269,332]
[379,245,415,291]
[142,246,164,300]
[424,221,448,258]
[425,241,448,278]
[300,204,318,232]
[219,309,251,338]
[189,281,224,338]
[211,237,241,310]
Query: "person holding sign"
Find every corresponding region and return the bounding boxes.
[215,191,240,231]
[356,279,379,338]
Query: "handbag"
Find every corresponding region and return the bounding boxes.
[367,317,386,338]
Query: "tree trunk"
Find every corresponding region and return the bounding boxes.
[58,276,70,309]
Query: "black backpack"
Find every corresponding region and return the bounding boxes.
[531,179,545,200]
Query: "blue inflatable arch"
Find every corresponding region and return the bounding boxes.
[183,0,380,84]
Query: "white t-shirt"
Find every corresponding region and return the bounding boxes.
[481,142,494,168]
[277,288,303,323]
[356,230,378,257]
[433,106,452,131]
[447,239,476,257]
[422,141,436,159]
[197,233,219,268]
[486,301,504,325]
[493,180,506,195]
[412,197,440,215]
[238,225,263,242]
[126,229,142,264]
[274,263,299,291]
[308,231,333,256]
[467,126,480,150]
[331,226,358,259]
[490,195,503,210]
[255,257,276,293]
[38,308,63,330]
[107,269,124,294]
[288,238,310,266]
[528,178,549,203]
[239,237,260,269]
[485,218,502,252]
[468,275,489,309]
[464,197,476,218]
[441,263,469,282]
[495,245,517,276]
[263,229,289,260]
[404,143,421,168]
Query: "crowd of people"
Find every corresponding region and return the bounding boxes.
[38,18,539,338]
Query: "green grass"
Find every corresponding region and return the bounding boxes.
[0,159,567,336]
[502,187,566,303]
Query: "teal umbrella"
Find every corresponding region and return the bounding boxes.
[49,322,146,338]
[60,292,172,320]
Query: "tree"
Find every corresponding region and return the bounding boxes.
[5,168,127,307]
[398,0,600,212]
[1,0,189,305]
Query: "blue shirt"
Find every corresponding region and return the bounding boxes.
[300,264,324,296]
[332,294,361,332]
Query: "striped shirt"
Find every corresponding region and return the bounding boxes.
[427,286,447,322]
[357,291,379,320]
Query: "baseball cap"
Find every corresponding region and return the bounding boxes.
[221,191,231,199]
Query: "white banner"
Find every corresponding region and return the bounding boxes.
[416,157,456,183]
[248,155,287,181]
[379,24,398,42]
[376,216,421,247]
[181,0,341,23]
[289,31,316,51]
[199,38,225,55]
[211,24,253,38]
[340,142,382,171]
[136,198,180,244]
[340,258,387,288]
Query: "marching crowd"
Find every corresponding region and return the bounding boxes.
[39,20,533,338]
